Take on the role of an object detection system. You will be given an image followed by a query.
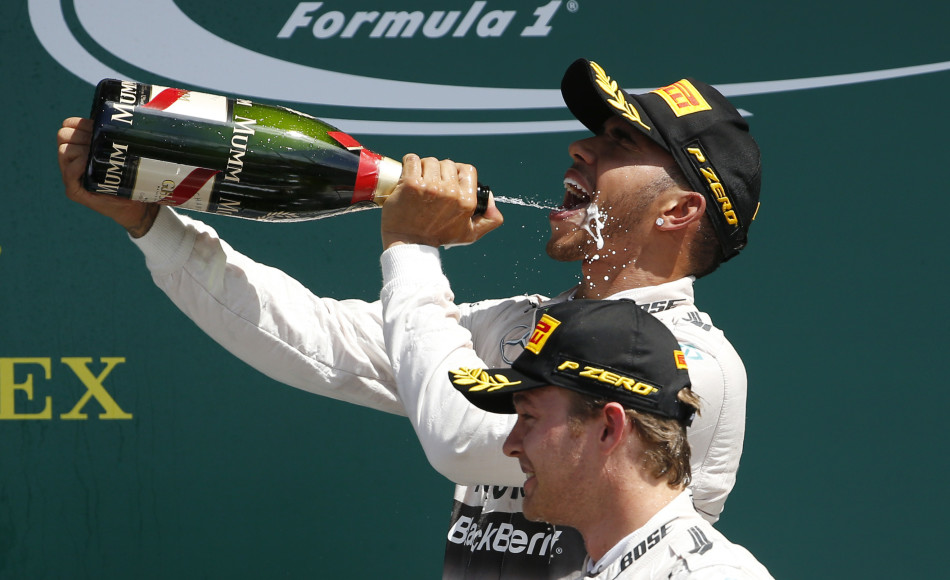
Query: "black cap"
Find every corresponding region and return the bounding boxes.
[449,300,695,425]
[561,59,762,261]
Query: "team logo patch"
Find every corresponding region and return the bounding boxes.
[652,80,712,117]
[525,314,560,354]
[590,61,651,132]
[449,368,521,392]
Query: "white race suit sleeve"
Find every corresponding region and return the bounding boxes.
[130,206,404,414]
[380,244,525,486]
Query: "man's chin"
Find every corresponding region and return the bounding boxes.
[546,227,590,262]
[522,501,565,527]
[521,496,541,523]
[545,239,585,262]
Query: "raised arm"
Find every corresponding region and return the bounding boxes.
[57,117,405,414]
[378,155,526,484]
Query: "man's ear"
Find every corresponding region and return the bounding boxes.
[657,191,706,231]
[599,402,630,455]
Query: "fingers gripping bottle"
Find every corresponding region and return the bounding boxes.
[83,79,490,222]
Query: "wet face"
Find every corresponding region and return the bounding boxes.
[547,117,682,263]
[502,387,598,525]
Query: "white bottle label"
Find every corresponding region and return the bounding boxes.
[145,85,228,122]
[130,157,216,211]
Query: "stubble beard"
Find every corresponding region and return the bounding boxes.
[545,222,592,263]
[521,487,560,525]
[546,180,669,265]
[520,438,590,527]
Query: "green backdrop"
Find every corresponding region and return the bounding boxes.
[3,0,948,577]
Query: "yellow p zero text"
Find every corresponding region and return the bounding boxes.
[558,360,659,397]
[686,144,738,225]
[579,366,658,396]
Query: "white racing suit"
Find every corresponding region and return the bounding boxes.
[132,207,748,579]
[582,491,773,579]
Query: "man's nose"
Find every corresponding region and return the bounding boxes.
[568,134,598,165]
[503,427,522,458]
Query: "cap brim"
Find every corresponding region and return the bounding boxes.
[449,366,547,414]
[560,59,666,151]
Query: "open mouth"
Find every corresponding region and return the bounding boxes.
[562,177,590,210]
[551,176,592,221]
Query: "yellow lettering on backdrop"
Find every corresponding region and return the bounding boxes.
[60,358,132,420]
[0,358,53,419]
[0,357,132,420]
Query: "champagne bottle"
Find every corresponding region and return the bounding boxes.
[83,79,490,222]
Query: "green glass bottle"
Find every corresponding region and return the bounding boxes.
[83,79,489,221]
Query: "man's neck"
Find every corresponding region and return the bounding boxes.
[576,257,681,299]
[581,484,683,563]
[575,236,692,299]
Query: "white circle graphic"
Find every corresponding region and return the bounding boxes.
[30,0,950,135]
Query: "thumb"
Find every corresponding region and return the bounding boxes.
[471,195,504,240]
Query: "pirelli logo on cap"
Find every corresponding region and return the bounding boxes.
[653,80,712,117]
[675,350,689,370]
[525,314,560,355]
